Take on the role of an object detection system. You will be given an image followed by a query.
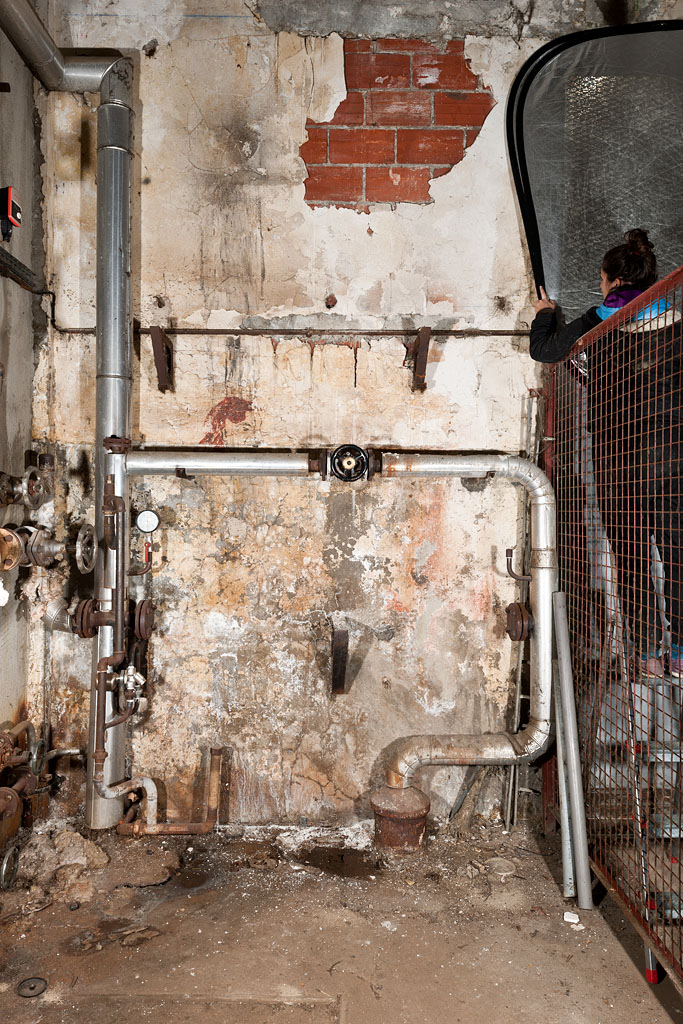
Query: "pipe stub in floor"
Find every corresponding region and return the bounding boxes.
[370,785,430,851]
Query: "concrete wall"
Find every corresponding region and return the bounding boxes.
[28,0,678,822]
[0,32,40,724]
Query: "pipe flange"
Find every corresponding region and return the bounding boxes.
[134,599,155,641]
[0,527,22,572]
[330,445,369,482]
[505,603,533,642]
[0,845,19,891]
[75,523,96,574]
[21,468,45,510]
[0,787,20,820]
[73,598,97,639]
[103,435,132,454]
[14,766,38,797]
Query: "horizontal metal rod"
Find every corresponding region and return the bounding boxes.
[126,449,311,476]
[51,325,530,338]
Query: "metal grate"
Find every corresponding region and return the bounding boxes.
[548,265,683,984]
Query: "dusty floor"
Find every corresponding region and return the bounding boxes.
[1,819,681,1023]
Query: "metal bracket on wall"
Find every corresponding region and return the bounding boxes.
[149,326,174,393]
[405,326,431,392]
[0,246,44,293]
[331,626,349,695]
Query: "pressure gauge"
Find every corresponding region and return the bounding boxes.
[136,509,160,534]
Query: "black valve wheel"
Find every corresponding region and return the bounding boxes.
[330,445,369,482]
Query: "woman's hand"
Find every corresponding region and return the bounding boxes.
[534,286,556,314]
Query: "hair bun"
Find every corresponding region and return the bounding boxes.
[624,227,653,256]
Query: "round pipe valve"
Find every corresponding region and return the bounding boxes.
[330,445,369,482]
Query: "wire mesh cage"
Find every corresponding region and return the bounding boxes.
[548,265,683,982]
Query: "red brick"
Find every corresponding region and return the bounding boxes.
[397,128,464,164]
[366,166,432,203]
[367,90,431,126]
[300,126,327,163]
[329,128,395,164]
[434,91,495,126]
[375,38,438,52]
[375,39,465,54]
[345,53,410,89]
[344,39,373,52]
[304,165,364,202]
[466,127,480,146]
[329,91,365,126]
[413,53,479,90]
[431,165,451,178]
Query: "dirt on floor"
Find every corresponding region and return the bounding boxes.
[0,818,681,1023]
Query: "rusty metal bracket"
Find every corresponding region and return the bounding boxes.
[0,246,44,293]
[331,627,349,695]
[150,326,174,393]
[406,326,431,392]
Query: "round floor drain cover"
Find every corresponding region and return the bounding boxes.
[18,977,47,998]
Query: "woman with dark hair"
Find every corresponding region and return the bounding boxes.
[529,228,657,363]
[528,229,683,680]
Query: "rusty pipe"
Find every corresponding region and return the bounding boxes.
[7,720,36,747]
[94,773,158,826]
[117,748,223,836]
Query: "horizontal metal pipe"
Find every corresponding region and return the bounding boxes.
[126,450,311,477]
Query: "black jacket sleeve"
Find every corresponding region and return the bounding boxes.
[529,306,601,364]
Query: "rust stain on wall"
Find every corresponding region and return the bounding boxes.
[200,396,254,444]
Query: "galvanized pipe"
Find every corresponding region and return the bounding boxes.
[0,1,120,91]
[380,453,557,786]
[553,591,594,910]
[94,774,158,826]
[87,77,134,827]
[126,449,311,477]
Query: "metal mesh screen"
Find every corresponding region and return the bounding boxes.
[550,266,683,981]
[508,24,683,320]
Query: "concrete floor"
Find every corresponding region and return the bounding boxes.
[1,820,681,1023]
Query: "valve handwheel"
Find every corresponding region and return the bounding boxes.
[330,445,369,482]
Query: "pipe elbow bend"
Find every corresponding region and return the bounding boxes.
[510,717,552,762]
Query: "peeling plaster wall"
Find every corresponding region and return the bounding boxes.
[0,33,40,723]
[28,0,678,823]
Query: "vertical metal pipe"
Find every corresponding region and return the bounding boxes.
[553,591,594,910]
[86,64,134,829]
[553,663,576,899]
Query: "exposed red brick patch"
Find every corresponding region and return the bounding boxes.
[367,90,431,126]
[200,396,252,444]
[300,126,327,163]
[329,128,395,164]
[397,128,464,164]
[329,92,365,125]
[366,166,432,203]
[434,91,495,126]
[412,53,479,90]
[305,165,364,202]
[301,37,495,211]
[345,53,411,90]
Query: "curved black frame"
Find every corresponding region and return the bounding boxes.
[506,20,683,295]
